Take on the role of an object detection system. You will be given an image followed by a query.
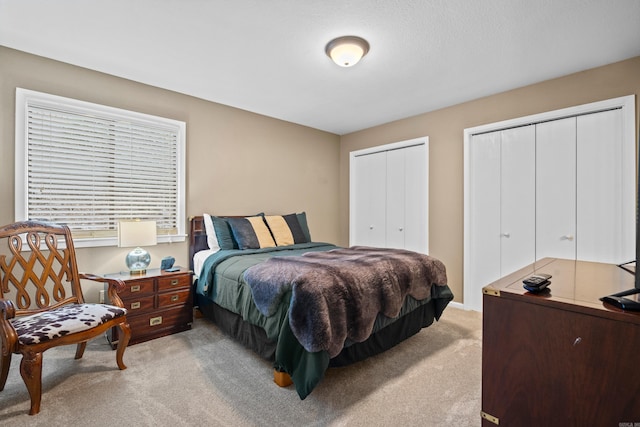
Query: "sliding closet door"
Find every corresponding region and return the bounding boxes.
[500,125,536,275]
[536,117,577,261]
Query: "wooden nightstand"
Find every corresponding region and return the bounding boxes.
[104,267,193,347]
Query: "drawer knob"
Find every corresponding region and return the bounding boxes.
[130,285,141,292]
[150,316,163,326]
[171,279,179,286]
[171,295,179,302]
[131,301,141,310]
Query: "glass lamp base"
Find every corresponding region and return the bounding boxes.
[126,247,151,274]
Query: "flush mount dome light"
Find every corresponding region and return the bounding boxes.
[325,35,370,67]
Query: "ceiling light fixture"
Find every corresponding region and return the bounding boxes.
[325,36,370,67]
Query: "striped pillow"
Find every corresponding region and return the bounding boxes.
[264,214,309,246]
[227,217,276,249]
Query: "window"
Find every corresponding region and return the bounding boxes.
[15,88,186,248]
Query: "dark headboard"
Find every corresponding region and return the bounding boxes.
[189,216,207,272]
[189,215,247,271]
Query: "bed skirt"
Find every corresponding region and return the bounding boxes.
[194,292,438,367]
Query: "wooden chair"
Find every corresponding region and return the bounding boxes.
[0,221,131,415]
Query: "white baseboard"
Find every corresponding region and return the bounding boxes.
[447,301,481,312]
[448,301,464,310]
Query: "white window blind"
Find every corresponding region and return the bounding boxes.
[15,88,186,247]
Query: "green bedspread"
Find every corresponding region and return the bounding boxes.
[196,243,337,341]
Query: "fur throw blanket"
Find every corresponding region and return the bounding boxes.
[243,246,448,357]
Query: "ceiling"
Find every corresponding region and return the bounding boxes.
[1,0,639,135]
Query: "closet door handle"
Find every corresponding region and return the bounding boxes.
[561,235,574,241]
[369,225,374,230]
[398,227,403,232]
[501,232,510,238]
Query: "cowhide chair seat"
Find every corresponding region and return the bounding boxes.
[12,304,127,345]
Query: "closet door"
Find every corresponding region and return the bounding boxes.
[500,125,536,275]
[352,151,387,247]
[386,149,405,250]
[465,96,635,312]
[536,118,577,261]
[351,140,429,252]
[386,145,428,252]
[403,144,428,253]
[576,109,630,263]
[468,132,502,293]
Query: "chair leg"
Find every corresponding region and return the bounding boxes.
[115,322,131,370]
[74,342,87,360]
[20,350,43,415]
[0,351,11,391]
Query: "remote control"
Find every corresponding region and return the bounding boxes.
[523,273,552,287]
[524,281,550,293]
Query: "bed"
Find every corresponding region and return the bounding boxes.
[189,214,453,399]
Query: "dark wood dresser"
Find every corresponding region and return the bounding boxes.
[105,267,193,346]
[482,258,640,426]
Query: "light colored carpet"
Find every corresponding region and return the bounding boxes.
[0,306,482,426]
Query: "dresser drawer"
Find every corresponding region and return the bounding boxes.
[123,294,155,314]
[120,278,155,297]
[157,274,190,291]
[158,288,191,308]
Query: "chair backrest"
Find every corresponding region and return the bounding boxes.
[0,221,84,316]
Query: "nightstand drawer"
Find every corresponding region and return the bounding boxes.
[128,311,167,331]
[158,288,191,308]
[157,275,190,291]
[120,278,155,297]
[123,294,155,313]
[126,306,193,343]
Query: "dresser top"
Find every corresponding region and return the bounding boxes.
[483,258,640,323]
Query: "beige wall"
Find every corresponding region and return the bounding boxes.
[2,46,639,307]
[340,56,640,305]
[0,46,341,301]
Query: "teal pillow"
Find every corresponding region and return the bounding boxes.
[211,214,266,250]
[296,212,312,242]
[212,216,237,250]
